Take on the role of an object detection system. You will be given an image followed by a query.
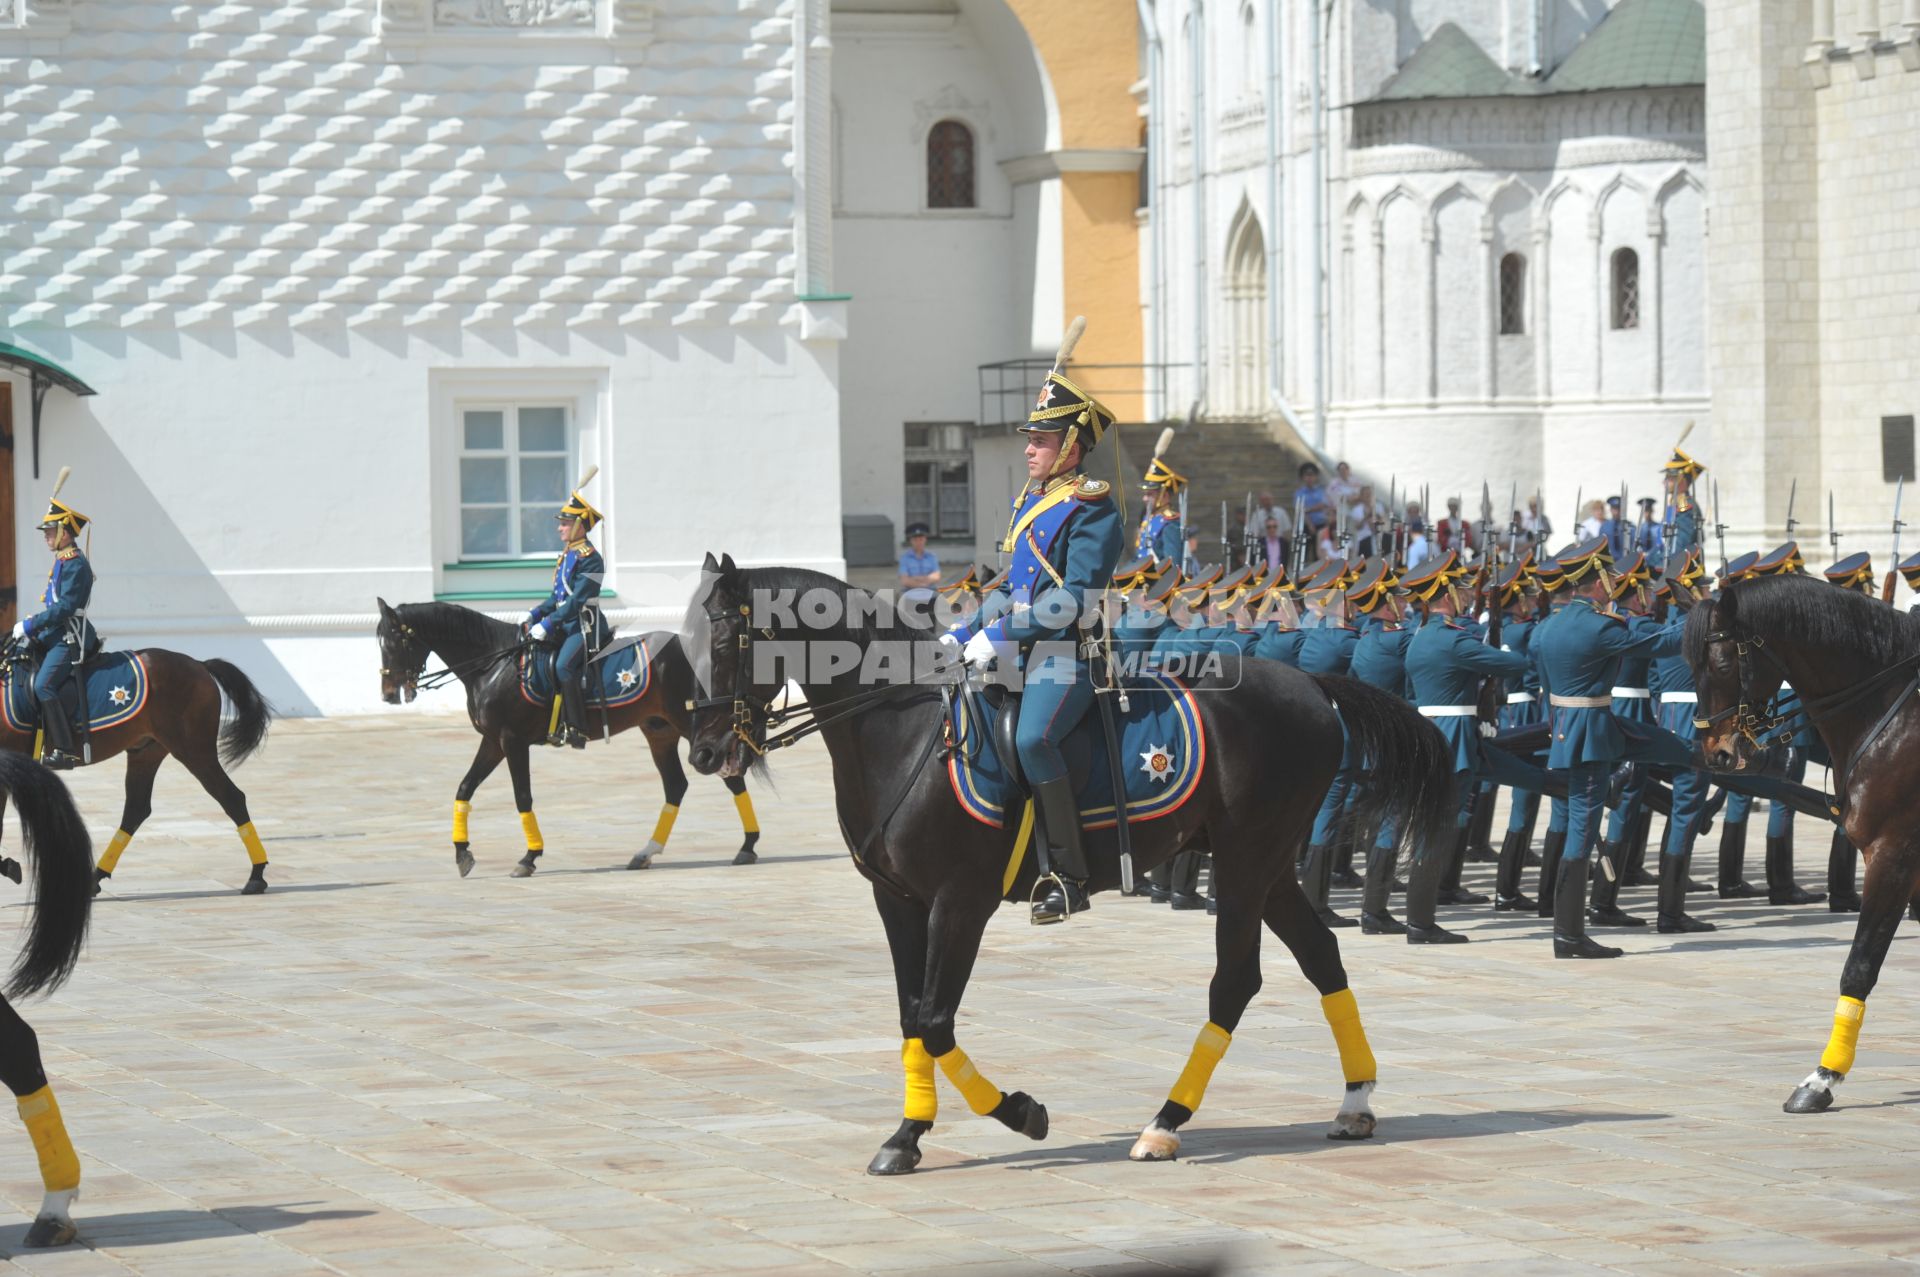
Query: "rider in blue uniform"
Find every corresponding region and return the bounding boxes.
[1137,456,1186,567]
[1661,447,1705,563]
[526,486,608,749]
[943,367,1122,923]
[12,489,98,770]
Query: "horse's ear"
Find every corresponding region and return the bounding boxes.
[701,551,720,573]
[720,553,738,574]
[376,597,396,621]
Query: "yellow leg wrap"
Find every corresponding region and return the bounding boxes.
[935,1047,1002,1116]
[548,697,564,740]
[237,821,268,866]
[732,790,759,835]
[1168,1021,1232,1112]
[1321,988,1378,1085]
[97,829,132,875]
[17,1086,80,1194]
[650,804,680,846]
[520,811,544,852]
[1819,995,1867,1076]
[452,799,472,844]
[902,1038,938,1122]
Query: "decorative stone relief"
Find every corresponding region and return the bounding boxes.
[435,0,596,28]
[911,84,992,144]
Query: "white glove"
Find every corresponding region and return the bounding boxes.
[1479,721,1498,739]
[529,622,549,642]
[525,610,542,625]
[962,630,997,670]
[937,632,963,659]
[8,622,23,640]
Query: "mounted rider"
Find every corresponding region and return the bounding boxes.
[941,363,1122,924]
[1662,447,1705,561]
[10,478,98,771]
[1138,453,1186,567]
[526,475,608,750]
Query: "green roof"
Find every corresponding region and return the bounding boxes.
[1547,0,1705,92]
[1372,23,1540,101]
[0,338,97,398]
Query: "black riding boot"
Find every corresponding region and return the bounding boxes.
[1438,825,1489,905]
[1717,818,1757,898]
[559,680,592,749]
[1535,828,1565,918]
[1828,830,1861,913]
[1657,851,1715,933]
[1330,839,1364,890]
[1622,805,1657,886]
[1404,836,1468,944]
[35,692,81,770]
[1588,841,1646,927]
[1465,788,1498,862]
[1766,830,1824,905]
[1147,861,1172,903]
[1554,857,1622,959]
[1360,839,1405,934]
[1299,844,1355,928]
[1169,851,1207,910]
[1031,778,1091,924]
[1520,805,1542,866]
[1494,827,1534,911]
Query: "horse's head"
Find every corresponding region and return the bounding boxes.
[684,552,772,778]
[1686,588,1785,771]
[376,598,428,705]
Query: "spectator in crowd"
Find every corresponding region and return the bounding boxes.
[1578,499,1606,540]
[1404,510,1431,568]
[1315,520,1339,563]
[1261,516,1287,574]
[1349,484,1376,557]
[1296,462,1333,533]
[1244,490,1291,540]
[898,522,940,604]
[1521,494,1553,543]
[1435,495,1477,559]
[1327,460,1359,507]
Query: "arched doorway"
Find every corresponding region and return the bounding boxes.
[1224,208,1268,416]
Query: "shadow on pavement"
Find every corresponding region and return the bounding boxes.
[95,882,395,903]
[0,1202,376,1255]
[951,1107,1670,1170]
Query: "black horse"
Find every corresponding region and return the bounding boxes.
[684,556,1458,1171]
[1686,574,1920,1114]
[376,601,762,877]
[0,753,99,1246]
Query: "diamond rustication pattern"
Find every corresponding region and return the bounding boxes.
[0,0,798,333]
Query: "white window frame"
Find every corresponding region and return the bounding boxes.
[455,402,577,561]
[430,368,610,579]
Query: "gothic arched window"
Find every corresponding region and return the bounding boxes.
[927,120,975,209]
[1499,253,1527,335]
[1611,247,1640,330]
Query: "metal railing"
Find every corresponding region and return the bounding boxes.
[977,359,1191,430]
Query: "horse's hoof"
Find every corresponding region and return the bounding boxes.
[1785,1068,1841,1114]
[1128,1125,1181,1162]
[91,868,107,897]
[455,844,475,878]
[1328,1109,1377,1140]
[627,852,654,870]
[241,877,268,895]
[733,847,759,866]
[2,857,22,885]
[23,1215,77,1248]
[866,1143,923,1175]
[991,1091,1049,1141]
[510,862,537,879]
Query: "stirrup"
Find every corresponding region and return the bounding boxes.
[40,749,81,771]
[1029,872,1083,926]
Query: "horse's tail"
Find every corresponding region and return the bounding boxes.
[206,659,274,768]
[0,754,92,999]
[1311,674,1456,858]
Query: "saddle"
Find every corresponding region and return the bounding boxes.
[0,646,150,740]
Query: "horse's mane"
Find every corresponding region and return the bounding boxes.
[736,566,936,640]
[1684,573,1920,671]
[397,600,520,649]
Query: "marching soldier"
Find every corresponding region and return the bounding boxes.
[1296,559,1362,928]
[1712,550,1764,897]
[1819,552,1869,912]
[1595,552,1661,895]
[1491,558,1548,911]
[1250,571,1306,667]
[1647,551,1718,932]
[1744,542,1826,906]
[1138,456,1186,567]
[942,366,1122,924]
[1344,560,1415,935]
[11,483,98,770]
[526,484,608,750]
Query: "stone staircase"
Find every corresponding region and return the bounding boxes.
[1109,417,1319,548]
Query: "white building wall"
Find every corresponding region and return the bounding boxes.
[1,0,843,715]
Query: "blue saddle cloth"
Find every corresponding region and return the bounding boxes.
[2,650,151,733]
[947,670,1206,830]
[519,638,652,709]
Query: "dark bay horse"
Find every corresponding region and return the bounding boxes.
[0,644,273,895]
[684,557,1458,1172]
[376,600,761,877]
[1686,574,1920,1114]
[0,752,101,1246]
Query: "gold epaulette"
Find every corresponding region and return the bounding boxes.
[55,547,79,560]
[1075,478,1111,502]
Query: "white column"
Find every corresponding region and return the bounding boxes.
[1423,218,1438,402]
[1481,221,1497,402]
[793,0,833,298]
[1858,0,1883,45]
[1373,221,1387,401]
[1590,215,1605,399]
[1534,226,1551,401]
[1811,0,1836,48]
[1647,215,1666,400]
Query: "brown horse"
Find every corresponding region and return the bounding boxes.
[0,643,274,895]
[1686,574,1920,1113]
[375,600,761,877]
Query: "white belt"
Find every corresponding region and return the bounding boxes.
[1659,691,1697,704]
[1419,705,1480,717]
[1506,691,1536,705]
[1550,694,1611,709]
[1611,687,1651,699]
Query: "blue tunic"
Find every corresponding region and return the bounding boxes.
[1405,615,1528,774]
[530,540,608,685]
[1251,625,1305,667]
[25,547,98,700]
[1137,512,1183,565]
[1536,601,1684,769]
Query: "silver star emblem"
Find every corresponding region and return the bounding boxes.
[1138,744,1175,783]
[616,669,637,688]
[109,686,130,705]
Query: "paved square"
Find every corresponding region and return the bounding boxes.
[4,714,1916,1274]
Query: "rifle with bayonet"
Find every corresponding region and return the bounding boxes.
[1712,479,1727,576]
[1883,477,1905,603]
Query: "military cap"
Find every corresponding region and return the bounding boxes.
[1250,566,1293,600]
[936,564,984,597]
[1140,456,1187,492]
[1493,559,1532,604]
[1111,556,1165,592]
[1302,558,1347,592]
[1607,550,1652,598]
[1211,564,1258,610]
[39,497,88,534]
[1401,549,1464,602]
[1144,572,1182,609]
[1663,448,1706,478]
[1022,370,1114,452]
[1823,551,1873,591]
[1344,557,1401,613]
[1899,550,1920,587]
[1555,536,1613,584]
[1660,547,1708,594]
[1173,563,1223,606]
[1722,550,1760,582]
[558,489,603,531]
[982,566,1011,593]
[1751,542,1805,576]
